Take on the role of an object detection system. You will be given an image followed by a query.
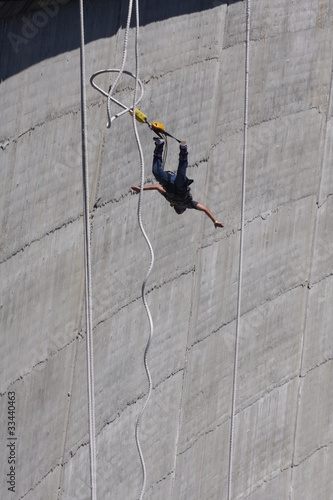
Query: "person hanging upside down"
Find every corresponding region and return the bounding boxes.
[131,138,224,228]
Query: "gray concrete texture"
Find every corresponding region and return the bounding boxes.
[0,0,333,498]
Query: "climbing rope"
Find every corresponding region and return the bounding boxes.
[90,1,154,498]
[227,1,250,500]
[79,0,97,498]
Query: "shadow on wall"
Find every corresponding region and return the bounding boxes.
[0,0,238,81]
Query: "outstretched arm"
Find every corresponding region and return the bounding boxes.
[131,184,166,195]
[195,203,224,228]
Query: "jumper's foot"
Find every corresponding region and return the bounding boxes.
[153,137,164,147]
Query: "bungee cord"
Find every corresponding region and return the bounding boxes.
[131,2,155,499]
[90,1,154,498]
[106,0,134,129]
[227,1,251,499]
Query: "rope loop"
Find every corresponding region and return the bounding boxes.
[90,68,144,126]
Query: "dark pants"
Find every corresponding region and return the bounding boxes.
[152,148,188,190]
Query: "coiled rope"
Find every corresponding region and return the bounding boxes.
[79,0,97,498]
[90,1,154,498]
[227,2,250,500]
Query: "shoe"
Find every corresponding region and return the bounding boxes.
[153,137,164,147]
[179,141,187,151]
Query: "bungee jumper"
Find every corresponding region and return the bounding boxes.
[89,70,224,228]
[132,138,224,228]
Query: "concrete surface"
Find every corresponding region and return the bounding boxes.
[0,0,333,498]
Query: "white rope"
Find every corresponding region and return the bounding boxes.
[227,1,250,499]
[90,68,144,121]
[107,0,133,128]
[90,1,154,498]
[79,0,97,498]
[130,2,155,498]
[90,0,145,128]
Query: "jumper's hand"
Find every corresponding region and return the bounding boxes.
[214,221,224,228]
[131,185,140,193]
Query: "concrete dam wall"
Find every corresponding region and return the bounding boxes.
[1,0,333,498]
